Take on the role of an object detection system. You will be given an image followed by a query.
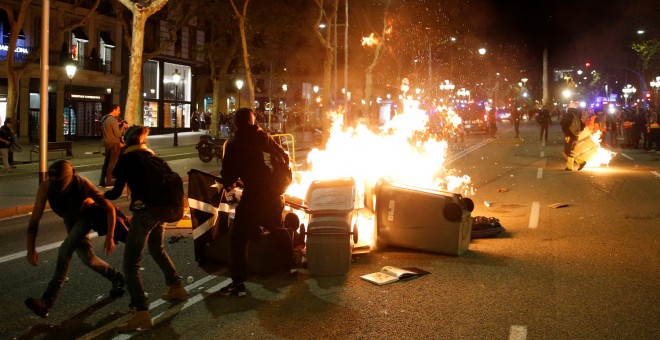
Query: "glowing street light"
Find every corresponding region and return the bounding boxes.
[171,69,181,146]
[478,48,487,55]
[235,79,244,108]
[650,76,660,108]
[65,61,77,141]
[622,84,636,107]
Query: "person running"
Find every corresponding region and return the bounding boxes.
[25,160,124,318]
[104,125,187,332]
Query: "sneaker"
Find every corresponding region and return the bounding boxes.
[110,272,126,298]
[161,283,188,302]
[25,298,51,318]
[219,282,246,297]
[116,308,152,332]
[577,162,586,171]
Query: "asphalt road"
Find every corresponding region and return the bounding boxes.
[0,122,658,340]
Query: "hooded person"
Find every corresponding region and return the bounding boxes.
[560,105,587,171]
[218,108,293,297]
[25,160,125,318]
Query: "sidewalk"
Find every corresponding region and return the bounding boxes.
[0,130,313,220]
[0,131,207,219]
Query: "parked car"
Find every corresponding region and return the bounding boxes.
[497,109,511,122]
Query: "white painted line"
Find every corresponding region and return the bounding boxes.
[652,171,660,178]
[537,168,543,179]
[80,275,230,340]
[0,232,98,264]
[528,202,540,229]
[620,153,633,160]
[540,151,544,158]
[509,325,528,340]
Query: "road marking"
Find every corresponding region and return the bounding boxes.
[652,171,660,178]
[446,139,493,165]
[79,275,229,340]
[509,325,528,340]
[537,168,543,179]
[620,153,633,160]
[528,202,540,229]
[0,232,98,264]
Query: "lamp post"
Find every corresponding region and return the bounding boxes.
[313,85,319,125]
[235,79,244,109]
[65,61,77,141]
[622,84,636,107]
[650,76,660,108]
[282,84,288,131]
[172,69,181,147]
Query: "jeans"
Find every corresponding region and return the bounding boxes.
[230,193,284,284]
[42,216,119,305]
[0,148,9,170]
[124,210,180,311]
[100,142,122,186]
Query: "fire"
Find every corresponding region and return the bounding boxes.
[361,33,379,46]
[284,98,474,247]
[585,130,615,167]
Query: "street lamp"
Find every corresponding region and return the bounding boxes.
[622,84,636,107]
[171,69,181,146]
[65,61,77,141]
[650,76,660,108]
[478,48,487,55]
[235,79,244,109]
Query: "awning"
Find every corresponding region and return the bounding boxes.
[100,31,115,48]
[72,27,89,42]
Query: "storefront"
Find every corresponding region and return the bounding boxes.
[142,60,193,133]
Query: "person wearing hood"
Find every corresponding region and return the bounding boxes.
[219,107,291,297]
[25,160,125,318]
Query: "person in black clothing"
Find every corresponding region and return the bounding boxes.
[24,160,124,318]
[538,106,552,143]
[510,107,521,138]
[104,125,187,332]
[219,108,292,297]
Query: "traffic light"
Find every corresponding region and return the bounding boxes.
[585,62,591,68]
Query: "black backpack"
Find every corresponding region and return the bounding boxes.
[140,152,185,222]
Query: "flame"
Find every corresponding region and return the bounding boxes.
[284,98,473,248]
[584,130,615,167]
[361,33,380,46]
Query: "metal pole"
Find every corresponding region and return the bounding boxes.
[173,84,178,146]
[333,13,338,110]
[39,0,50,183]
[68,78,72,141]
[344,0,349,122]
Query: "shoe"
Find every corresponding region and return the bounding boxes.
[116,308,152,332]
[110,272,125,298]
[219,282,246,297]
[25,298,51,318]
[161,283,188,302]
[564,167,571,171]
[577,162,586,171]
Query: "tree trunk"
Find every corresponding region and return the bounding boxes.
[118,0,168,125]
[237,17,255,109]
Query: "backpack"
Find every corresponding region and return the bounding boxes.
[259,140,293,196]
[140,152,185,222]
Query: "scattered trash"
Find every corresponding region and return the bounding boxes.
[497,188,508,192]
[187,276,194,284]
[484,200,492,207]
[547,203,569,209]
[471,216,505,239]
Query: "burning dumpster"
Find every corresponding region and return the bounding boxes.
[375,182,474,256]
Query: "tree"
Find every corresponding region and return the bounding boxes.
[361,0,391,125]
[312,0,338,134]
[116,0,169,125]
[229,0,256,110]
[198,0,240,137]
[0,0,99,124]
[632,39,660,91]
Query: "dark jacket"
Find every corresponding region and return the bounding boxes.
[104,147,152,207]
[221,125,288,197]
[561,109,581,137]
